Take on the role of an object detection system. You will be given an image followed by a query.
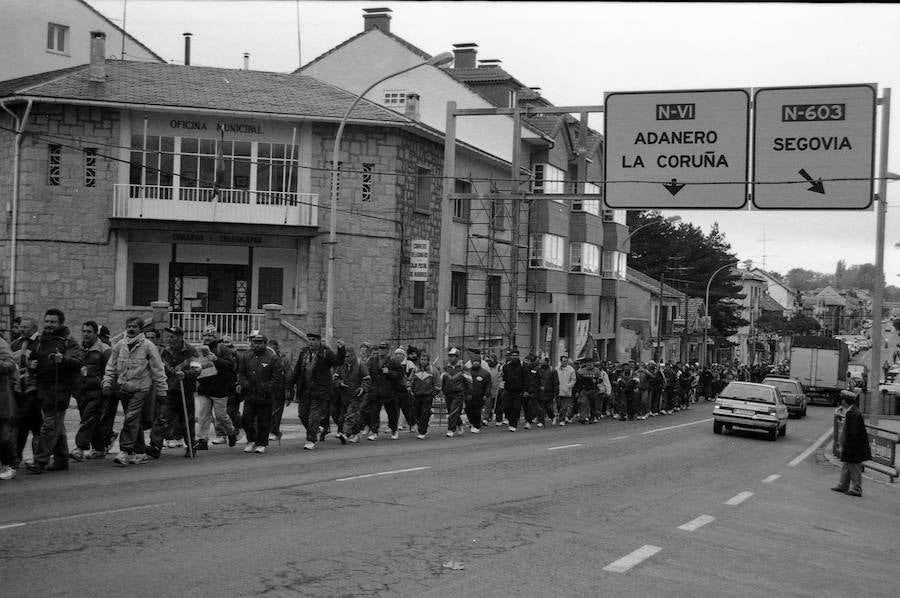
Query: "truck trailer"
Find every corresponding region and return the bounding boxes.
[788,336,849,406]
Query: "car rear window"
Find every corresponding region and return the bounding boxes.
[762,379,798,393]
[720,383,776,404]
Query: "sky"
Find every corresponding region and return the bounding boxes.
[89,0,900,283]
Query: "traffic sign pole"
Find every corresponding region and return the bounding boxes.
[869,88,890,426]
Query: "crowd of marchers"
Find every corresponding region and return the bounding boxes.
[0,307,773,482]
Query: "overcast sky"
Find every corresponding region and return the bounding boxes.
[89,1,900,283]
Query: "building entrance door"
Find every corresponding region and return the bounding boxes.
[170,263,250,313]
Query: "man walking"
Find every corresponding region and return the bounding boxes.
[482,353,503,427]
[555,354,577,426]
[292,332,344,450]
[238,331,283,454]
[536,356,558,427]
[466,353,491,434]
[832,391,871,497]
[148,326,201,459]
[69,321,111,461]
[409,352,440,439]
[25,309,83,474]
[335,345,371,443]
[501,347,526,432]
[10,317,41,468]
[194,326,238,450]
[442,347,469,437]
[0,337,18,480]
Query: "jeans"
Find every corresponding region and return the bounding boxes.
[34,409,68,466]
[577,389,597,422]
[838,462,863,493]
[446,392,465,432]
[227,393,242,432]
[242,400,272,446]
[299,391,330,442]
[74,393,108,451]
[195,394,235,440]
[118,390,150,453]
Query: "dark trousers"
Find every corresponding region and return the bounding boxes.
[299,391,330,442]
[537,395,555,422]
[625,391,638,420]
[149,392,194,451]
[34,409,68,466]
[446,392,464,432]
[557,395,574,421]
[243,400,273,446]
[650,388,662,413]
[74,393,108,451]
[398,390,414,429]
[0,417,17,466]
[483,393,502,423]
[465,398,483,430]
[361,390,382,433]
[270,396,286,436]
[341,389,365,436]
[227,393,242,432]
[503,390,524,428]
[14,391,42,463]
[381,390,403,434]
[412,394,433,435]
[577,389,597,422]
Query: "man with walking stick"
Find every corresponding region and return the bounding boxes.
[147,326,201,459]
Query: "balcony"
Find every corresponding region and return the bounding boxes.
[113,184,318,227]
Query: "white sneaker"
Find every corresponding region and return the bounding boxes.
[417,434,426,440]
[0,465,17,480]
[470,427,480,434]
[268,434,278,441]
[113,451,130,466]
[509,426,517,432]
[446,430,454,437]
[494,421,502,427]
[210,436,227,445]
[86,449,106,459]
[536,422,543,428]
[130,453,148,465]
[390,432,399,440]
[243,442,256,453]
[523,422,531,430]
[348,434,360,443]
[303,442,315,450]
[367,434,378,441]
[254,445,267,454]
[69,448,85,462]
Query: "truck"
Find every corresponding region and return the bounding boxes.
[788,335,849,406]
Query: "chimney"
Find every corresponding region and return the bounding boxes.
[183,32,192,66]
[363,7,392,33]
[404,93,420,121]
[243,52,250,70]
[478,59,502,69]
[452,43,478,69]
[88,30,106,82]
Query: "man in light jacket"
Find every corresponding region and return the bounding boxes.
[555,354,577,426]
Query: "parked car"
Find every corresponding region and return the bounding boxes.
[761,376,808,418]
[713,381,788,441]
[846,364,869,391]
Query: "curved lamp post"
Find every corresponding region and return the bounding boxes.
[324,52,454,345]
[703,260,740,366]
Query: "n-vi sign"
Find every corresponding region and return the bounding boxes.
[752,84,876,209]
[604,89,750,209]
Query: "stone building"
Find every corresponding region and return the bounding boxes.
[0,30,493,351]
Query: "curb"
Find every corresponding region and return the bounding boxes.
[819,431,896,487]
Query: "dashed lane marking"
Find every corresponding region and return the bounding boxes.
[788,427,834,467]
[0,523,26,531]
[724,491,754,506]
[548,444,582,451]
[335,466,431,482]
[641,418,713,435]
[603,545,662,573]
[610,435,630,441]
[0,502,176,530]
[762,474,781,484]
[677,514,715,531]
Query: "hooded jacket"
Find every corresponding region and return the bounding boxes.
[103,333,167,396]
[468,364,492,404]
[75,337,111,398]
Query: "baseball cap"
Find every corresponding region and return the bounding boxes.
[448,347,460,355]
[306,331,322,340]
[165,325,184,336]
[248,329,265,341]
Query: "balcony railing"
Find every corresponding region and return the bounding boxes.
[113,184,318,226]
[169,312,264,346]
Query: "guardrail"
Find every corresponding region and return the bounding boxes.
[169,312,264,346]
[833,413,899,482]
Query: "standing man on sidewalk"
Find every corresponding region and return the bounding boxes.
[69,321,111,461]
[194,326,238,450]
[148,326,201,459]
[237,331,283,454]
[291,332,344,450]
[105,317,167,465]
[25,309,83,474]
[832,391,871,497]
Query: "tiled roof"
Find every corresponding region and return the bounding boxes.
[627,267,684,298]
[297,28,431,73]
[448,66,522,85]
[760,293,786,312]
[0,61,410,123]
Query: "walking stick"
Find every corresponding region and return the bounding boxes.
[179,377,193,459]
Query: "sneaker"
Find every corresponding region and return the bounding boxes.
[470,427,480,434]
[390,432,399,440]
[338,433,347,445]
[509,426,517,432]
[195,439,209,451]
[559,420,567,426]
[0,465,17,480]
[254,445,267,454]
[348,434,360,443]
[494,421,502,427]
[523,422,531,430]
[502,419,509,426]
[536,422,543,428]
[303,442,315,450]
[113,451,130,466]
[268,434,278,441]
[69,448,85,462]
[164,439,180,448]
[831,486,848,493]
[227,434,237,447]
[446,430,454,438]
[146,447,161,459]
[846,489,862,497]
[130,453,149,465]
[210,436,227,445]
[417,434,427,440]
[25,462,46,474]
[367,434,378,441]
[318,427,327,442]
[243,442,256,453]
[86,449,106,459]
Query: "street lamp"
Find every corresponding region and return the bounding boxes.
[324,52,454,345]
[702,260,740,366]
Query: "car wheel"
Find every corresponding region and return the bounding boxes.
[713,421,723,434]
[768,428,778,441]
[779,423,787,437]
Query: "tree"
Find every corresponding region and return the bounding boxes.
[835,260,846,287]
[787,315,821,335]
[756,312,789,334]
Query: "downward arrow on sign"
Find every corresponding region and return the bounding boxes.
[798,168,826,194]
[663,179,686,196]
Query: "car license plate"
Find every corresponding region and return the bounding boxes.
[735,409,755,416]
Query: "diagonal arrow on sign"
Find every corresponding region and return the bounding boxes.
[798,168,826,194]
[662,179,686,196]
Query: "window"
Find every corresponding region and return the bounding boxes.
[48,144,61,186]
[47,23,69,53]
[573,182,601,215]
[132,263,159,307]
[453,179,471,220]
[570,242,600,275]
[129,135,174,188]
[415,166,431,212]
[602,209,628,225]
[487,275,502,309]
[490,197,506,230]
[413,280,426,310]
[361,163,374,202]
[451,271,468,309]
[532,163,565,196]
[529,233,565,270]
[602,250,627,279]
[84,148,97,187]
[257,267,284,308]
[383,91,407,106]
[258,142,300,197]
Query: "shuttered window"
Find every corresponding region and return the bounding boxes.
[257,267,284,308]
[132,263,159,307]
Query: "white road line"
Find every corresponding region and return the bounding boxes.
[548,444,582,451]
[762,474,781,484]
[641,418,713,435]
[0,523,27,531]
[677,514,715,531]
[603,545,662,573]
[724,491,754,506]
[788,427,834,467]
[3,502,176,529]
[610,435,630,441]
[335,466,431,482]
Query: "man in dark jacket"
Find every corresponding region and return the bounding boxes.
[0,337,18,480]
[335,345,371,443]
[466,354,491,434]
[25,308,83,474]
[442,347,470,437]
[148,326,201,459]
[536,357,558,427]
[362,341,397,441]
[195,326,238,450]
[10,317,40,468]
[291,332,344,450]
[832,391,872,497]
[238,331,283,454]
[69,321,111,461]
[501,347,526,432]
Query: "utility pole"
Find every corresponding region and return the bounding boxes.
[656,272,664,362]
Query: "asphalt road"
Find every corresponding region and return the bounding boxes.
[1,401,897,597]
